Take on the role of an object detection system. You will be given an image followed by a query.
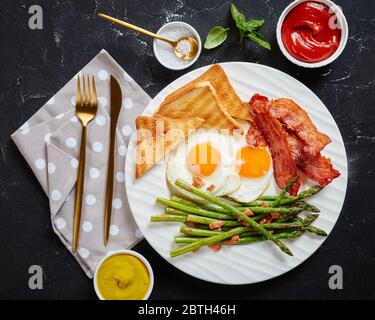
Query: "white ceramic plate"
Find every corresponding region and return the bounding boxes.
[125,62,348,285]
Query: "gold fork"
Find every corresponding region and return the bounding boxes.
[73,75,98,253]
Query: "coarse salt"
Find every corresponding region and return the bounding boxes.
[154,26,198,69]
[176,39,192,56]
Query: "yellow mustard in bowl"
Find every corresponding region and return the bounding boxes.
[96,253,150,300]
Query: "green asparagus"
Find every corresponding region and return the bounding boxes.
[174,230,304,245]
[170,226,249,257]
[157,197,233,220]
[175,179,293,256]
[272,177,298,207]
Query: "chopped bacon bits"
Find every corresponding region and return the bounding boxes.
[260,218,268,224]
[207,184,216,192]
[209,220,225,230]
[208,244,221,252]
[192,176,205,188]
[244,209,254,217]
[271,213,281,219]
[224,235,240,245]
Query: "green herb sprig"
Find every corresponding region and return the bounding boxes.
[204,3,271,50]
[230,3,270,50]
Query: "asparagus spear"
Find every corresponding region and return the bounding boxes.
[178,220,303,236]
[165,207,232,220]
[165,208,189,216]
[151,214,241,227]
[296,215,327,236]
[240,186,323,207]
[301,214,319,226]
[175,179,293,256]
[171,195,229,213]
[235,205,306,214]
[157,198,233,220]
[171,195,199,207]
[174,236,205,244]
[162,197,305,217]
[180,226,222,237]
[305,226,327,236]
[150,215,186,223]
[293,201,320,213]
[170,226,249,257]
[272,177,298,207]
[174,230,304,245]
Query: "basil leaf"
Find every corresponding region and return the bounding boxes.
[245,19,265,31]
[247,31,271,50]
[230,3,246,31]
[204,26,230,49]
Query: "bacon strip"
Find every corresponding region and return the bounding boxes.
[269,98,331,156]
[246,122,267,147]
[250,95,300,195]
[286,133,340,186]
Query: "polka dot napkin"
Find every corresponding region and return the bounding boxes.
[11,49,151,278]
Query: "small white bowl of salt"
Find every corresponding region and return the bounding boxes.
[153,21,202,70]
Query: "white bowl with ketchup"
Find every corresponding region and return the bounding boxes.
[276,0,348,68]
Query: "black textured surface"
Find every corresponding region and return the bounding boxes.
[0,0,374,300]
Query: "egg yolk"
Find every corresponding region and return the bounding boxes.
[187,143,220,177]
[236,146,271,178]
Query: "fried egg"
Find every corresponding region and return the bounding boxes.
[227,122,274,203]
[167,129,241,201]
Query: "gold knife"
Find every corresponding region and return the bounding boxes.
[104,75,122,246]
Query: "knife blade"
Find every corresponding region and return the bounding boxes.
[104,75,122,246]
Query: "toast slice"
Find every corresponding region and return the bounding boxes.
[163,64,252,121]
[135,116,204,179]
[155,82,242,131]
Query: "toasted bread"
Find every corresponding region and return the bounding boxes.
[155,82,242,132]
[163,64,252,120]
[135,116,204,179]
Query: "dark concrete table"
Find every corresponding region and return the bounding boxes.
[0,0,374,299]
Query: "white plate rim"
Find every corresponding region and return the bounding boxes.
[125,62,348,285]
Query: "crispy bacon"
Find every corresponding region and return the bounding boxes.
[209,220,225,230]
[249,95,300,195]
[269,98,331,156]
[270,213,281,220]
[208,244,221,252]
[286,133,340,186]
[224,235,240,245]
[246,122,267,147]
[207,184,216,192]
[192,176,205,188]
[244,209,254,217]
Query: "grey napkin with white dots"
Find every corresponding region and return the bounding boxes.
[11,49,151,277]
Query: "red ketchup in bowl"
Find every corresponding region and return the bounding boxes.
[281,1,341,63]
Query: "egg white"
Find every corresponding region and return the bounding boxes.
[167,129,241,201]
[227,122,274,203]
